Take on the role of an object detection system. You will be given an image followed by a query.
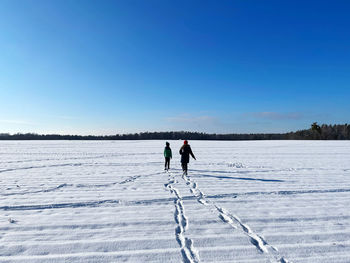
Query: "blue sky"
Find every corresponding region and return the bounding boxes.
[1,0,349,135]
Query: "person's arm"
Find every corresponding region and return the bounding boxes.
[190,148,196,160]
[179,146,183,155]
[164,148,166,157]
[170,149,172,159]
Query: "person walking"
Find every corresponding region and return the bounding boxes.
[164,142,172,170]
[179,140,196,175]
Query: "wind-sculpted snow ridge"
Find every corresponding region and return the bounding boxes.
[1,175,141,197]
[1,183,72,196]
[0,163,85,174]
[165,171,200,263]
[181,172,290,263]
[0,199,121,211]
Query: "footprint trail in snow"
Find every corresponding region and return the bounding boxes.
[181,172,290,263]
[165,171,200,263]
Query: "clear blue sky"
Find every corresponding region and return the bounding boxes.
[1,0,349,135]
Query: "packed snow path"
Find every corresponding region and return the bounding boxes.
[1,140,350,263]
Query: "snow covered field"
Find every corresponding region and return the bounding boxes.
[1,140,350,263]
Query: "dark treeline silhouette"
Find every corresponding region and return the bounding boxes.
[0,123,349,140]
[285,123,350,140]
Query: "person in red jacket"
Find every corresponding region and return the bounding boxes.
[179,140,196,175]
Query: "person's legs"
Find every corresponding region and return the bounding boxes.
[182,162,188,174]
[167,158,170,170]
[165,157,170,170]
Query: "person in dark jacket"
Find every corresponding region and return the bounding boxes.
[164,142,172,170]
[179,140,196,174]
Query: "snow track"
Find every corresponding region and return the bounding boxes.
[181,172,288,263]
[1,140,350,262]
[165,171,200,263]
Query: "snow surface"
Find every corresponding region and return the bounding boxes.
[1,140,350,263]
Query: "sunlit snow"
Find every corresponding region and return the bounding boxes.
[1,140,350,263]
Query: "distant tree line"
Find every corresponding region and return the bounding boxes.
[285,123,350,140]
[0,123,349,140]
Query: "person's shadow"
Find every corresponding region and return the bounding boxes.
[190,169,285,182]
